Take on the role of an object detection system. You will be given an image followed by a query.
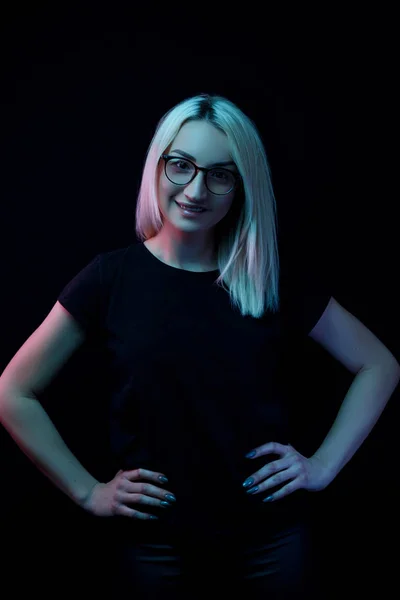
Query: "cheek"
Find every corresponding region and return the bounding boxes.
[159,176,177,200]
[217,194,235,216]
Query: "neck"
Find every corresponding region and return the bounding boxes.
[145,228,217,272]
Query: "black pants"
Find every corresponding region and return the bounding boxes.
[113,522,317,599]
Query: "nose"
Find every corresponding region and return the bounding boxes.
[184,171,208,201]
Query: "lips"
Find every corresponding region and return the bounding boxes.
[175,201,207,212]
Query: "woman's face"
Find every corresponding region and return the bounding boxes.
[157,120,239,234]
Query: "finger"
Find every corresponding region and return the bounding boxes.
[262,478,301,502]
[246,441,290,458]
[122,468,169,485]
[113,503,159,520]
[247,465,298,496]
[243,458,292,491]
[117,490,175,509]
[120,480,176,502]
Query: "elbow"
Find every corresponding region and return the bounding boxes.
[390,356,400,382]
[362,352,400,382]
[0,384,18,424]
[0,382,36,424]
[380,351,400,375]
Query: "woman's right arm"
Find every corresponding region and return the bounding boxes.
[0,301,176,519]
[0,301,99,507]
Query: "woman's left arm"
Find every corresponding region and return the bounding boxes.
[308,296,400,481]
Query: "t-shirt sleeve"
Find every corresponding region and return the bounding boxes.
[57,254,106,338]
[280,266,332,338]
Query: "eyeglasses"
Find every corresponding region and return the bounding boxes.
[160,154,241,195]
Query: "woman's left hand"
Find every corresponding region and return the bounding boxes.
[242,442,333,502]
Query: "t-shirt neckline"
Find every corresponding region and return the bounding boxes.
[141,242,220,276]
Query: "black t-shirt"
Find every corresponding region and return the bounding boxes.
[57,241,331,542]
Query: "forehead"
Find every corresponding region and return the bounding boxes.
[171,120,231,160]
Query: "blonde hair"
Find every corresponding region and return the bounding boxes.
[135,93,280,318]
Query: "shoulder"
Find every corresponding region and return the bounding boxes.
[56,243,138,334]
[96,243,135,268]
[94,243,141,283]
[278,259,332,337]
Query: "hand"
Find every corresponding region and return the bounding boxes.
[242,442,332,502]
[82,468,177,519]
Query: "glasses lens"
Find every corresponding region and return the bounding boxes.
[166,158,195,185]
[207,169,236,194]
[165,158,236,194]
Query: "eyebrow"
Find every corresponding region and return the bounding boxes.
[170,148,236,168]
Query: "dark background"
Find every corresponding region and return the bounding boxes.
[0,4,398,596]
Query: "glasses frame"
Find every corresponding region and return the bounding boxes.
[160,154,241,195]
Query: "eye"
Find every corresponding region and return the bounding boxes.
[169,159,192,171]
[210,170,229,181]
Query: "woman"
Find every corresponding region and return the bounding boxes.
[1,93,398,598]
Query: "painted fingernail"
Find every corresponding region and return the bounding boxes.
[243,478,255,488]
[263,495,273,502]
[149,515,159,519]
[165,494,176,502]
[245,451,256,458]
[246,486,259,494]
[158,476,168,483]
[161,501,171,507]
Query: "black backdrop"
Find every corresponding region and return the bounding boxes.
[1,4,398,596]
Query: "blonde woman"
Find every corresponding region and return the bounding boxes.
[1,93,398,598]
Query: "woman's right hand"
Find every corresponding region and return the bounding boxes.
[82,468,177,519]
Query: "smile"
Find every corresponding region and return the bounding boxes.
[175,201,207,214]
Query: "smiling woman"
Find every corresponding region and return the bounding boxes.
[135,94,279,300]
[1,92,398,599]
[144,119,244,272]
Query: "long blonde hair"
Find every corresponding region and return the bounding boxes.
[135,93,280,318]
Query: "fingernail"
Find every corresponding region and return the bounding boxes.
[149,515,159,519]
[263,495,273,502]
[161,501,171,507]
[158,476,168,483]
[245,451,256,458]
[246,486,259,494]
[243,478,254,488]
[165,494,176,502]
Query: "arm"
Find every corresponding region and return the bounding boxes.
[308,297,400,480]
[0,389,99,506]
[0,302,99,506]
